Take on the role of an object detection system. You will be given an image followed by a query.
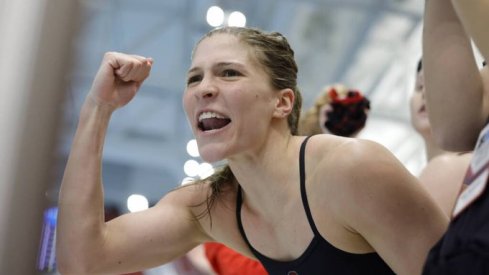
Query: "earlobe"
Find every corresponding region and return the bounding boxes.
[273,88,294,118]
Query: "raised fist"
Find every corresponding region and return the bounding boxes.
[88,52,153,110]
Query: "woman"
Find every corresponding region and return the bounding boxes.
[200,84,371,275]
[57,27,447,275]
[423,0,489,273]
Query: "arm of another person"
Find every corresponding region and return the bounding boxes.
[419,153,472,217]
[56,52,210,274]
[423,0,489,151]
[328,140,448,275]
[451,0,489,62]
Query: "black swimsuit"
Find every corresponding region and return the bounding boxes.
[236,136,395,275]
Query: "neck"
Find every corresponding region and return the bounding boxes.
[228,129,300,215]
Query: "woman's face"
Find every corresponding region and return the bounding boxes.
[183,33,278,162]
[410,69,431,136]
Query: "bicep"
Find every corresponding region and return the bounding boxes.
[419,154,472,217]
[423,0,486,150]
[341,145,448,274]
[96,191,210,273]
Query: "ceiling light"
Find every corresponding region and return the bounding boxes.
[127,194,149,213]
[227,11,246,27]
[184,159,200,177]
[186,139,200,157]
[206,6,224,27]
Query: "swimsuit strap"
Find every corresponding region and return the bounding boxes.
[299,136,321,236]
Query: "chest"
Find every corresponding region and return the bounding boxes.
[238,196,315,261]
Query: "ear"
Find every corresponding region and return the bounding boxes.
[272,88,294,118]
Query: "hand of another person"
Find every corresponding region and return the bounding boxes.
[88,52,153,111]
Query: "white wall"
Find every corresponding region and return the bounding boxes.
[0,0,79,273]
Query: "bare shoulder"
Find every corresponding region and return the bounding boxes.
[160,179,245,247]
[427,152,472,169]
[419,152,472,216]
[155,181,212,215]
[307,135,406,179]
[306,136,447,274]
[144,181,214,238]
[421,152,472,182]
[157,180,236,225]
[305,135,416,215]
[305,135,443,229]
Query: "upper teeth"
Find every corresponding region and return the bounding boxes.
[199,111,226,122]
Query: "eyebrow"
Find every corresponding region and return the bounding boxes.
[187,62,246,75]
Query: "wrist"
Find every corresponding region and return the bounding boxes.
[84,94,117,113]
[79,95,114,123]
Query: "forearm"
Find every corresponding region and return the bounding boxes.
[423,0,486,151]
[56,97,113,272]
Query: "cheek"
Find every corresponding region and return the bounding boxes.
[410,94,420,110]
[182,92,193,117]
[409,99,419,124]
[409,98,416,113]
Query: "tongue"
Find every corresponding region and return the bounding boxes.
[201,118,231,131]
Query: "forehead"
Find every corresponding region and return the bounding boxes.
[191,33,255,67]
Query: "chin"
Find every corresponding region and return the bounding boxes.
[413,123,432,137]
[198,147,227,163]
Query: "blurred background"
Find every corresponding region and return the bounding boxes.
[0,0,427,274]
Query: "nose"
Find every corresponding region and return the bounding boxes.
[196,76,218,99]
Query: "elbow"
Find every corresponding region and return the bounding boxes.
[56,251,100,275]
[57,259,85,275]
[432,127,478,152]
[57,259,86,275]
[57,262,84,275]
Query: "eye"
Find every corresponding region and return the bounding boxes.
[187,74,202,86]
[222,69,241,78]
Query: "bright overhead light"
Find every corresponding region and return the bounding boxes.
[127,194,149,213]
[228,11,246,27]
[206,6,224,27]
[184,159,200,177]
[186,139,200,157]
[198,162,215,179]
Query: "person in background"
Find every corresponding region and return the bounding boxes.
[203,242,267,275]
[409,59,472,217]
[423,0,489,273]
[298,84,370,137]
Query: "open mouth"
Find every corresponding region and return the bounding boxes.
[198,111,231,131]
